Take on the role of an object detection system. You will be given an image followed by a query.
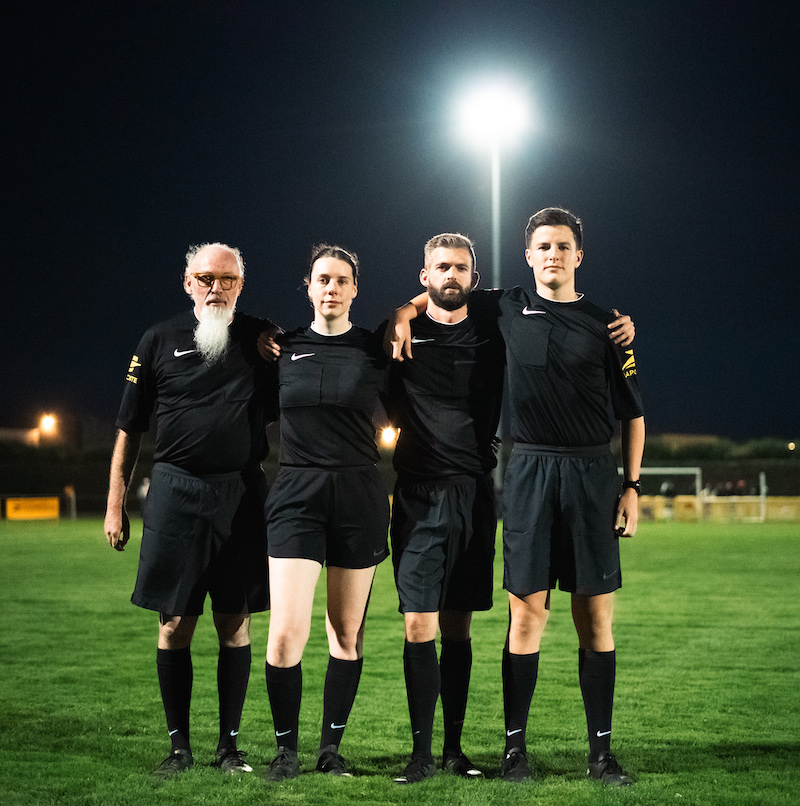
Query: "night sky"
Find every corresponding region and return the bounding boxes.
[4,0,797,441]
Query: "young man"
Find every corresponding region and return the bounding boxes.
[495,208,643,786]
[385,234,504,783]
[385,226,638,785]
[104,243,278,779]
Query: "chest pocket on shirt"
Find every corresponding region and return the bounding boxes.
[280,359,323,406]
[403,348,477,398]
[508,315,552,369]
[332,362,381,411]
[562,327,604,373]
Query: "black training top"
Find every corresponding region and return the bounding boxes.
[385,311,505,481]
[116,310,279,475]
[471,287,643,447]
[275,325,389,468]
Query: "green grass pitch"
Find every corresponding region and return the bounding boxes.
[1,518,798,805]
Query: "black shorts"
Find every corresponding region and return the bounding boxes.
[132,462,269,616]
[391,474,496,613]
[502,445,621,598]
[266,465,390,569]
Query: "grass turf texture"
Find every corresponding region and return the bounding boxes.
[0,519,798,805]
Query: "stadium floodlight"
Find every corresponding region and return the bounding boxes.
[456,82,531,151]
[455,81,532,289]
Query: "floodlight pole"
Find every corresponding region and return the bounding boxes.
[457,82,530,496]
[491,143,501,289]
[489,142,506,495]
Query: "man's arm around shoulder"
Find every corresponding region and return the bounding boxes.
[384,294,427,361]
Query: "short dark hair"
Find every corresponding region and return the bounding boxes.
[305,243,359,285]
[525,207,583,251]
[423,232,477,273]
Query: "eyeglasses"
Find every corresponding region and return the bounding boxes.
[190,273,242,290]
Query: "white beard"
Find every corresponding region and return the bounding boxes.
[194,305,232,363]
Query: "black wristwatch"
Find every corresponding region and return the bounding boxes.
[622,480,641,495]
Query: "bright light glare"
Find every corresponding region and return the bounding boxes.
[789,442,796,451]
[457,82,531,148]
[380,427,399,448]
[40,415,56,434]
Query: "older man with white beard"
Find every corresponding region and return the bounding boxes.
[104,242,279,780]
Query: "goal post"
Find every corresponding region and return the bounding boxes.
[625,467,770,523]
[631,466,702,522]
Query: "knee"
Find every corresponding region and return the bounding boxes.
[328,625,361,658]
[508,603,548,650]
[215,614,250,648]
[510,614,545,643]
[578,622,614,652]
[267,626,307,667]
[158,615,194,649]
[404,612,438,644]
[572,594,615,651]
[267,636,301,667]
[439,610,471,641]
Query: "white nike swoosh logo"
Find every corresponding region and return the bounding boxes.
[331,723,346,730]
[506,728,522,736]
[522,307,546,315]
[276,729,292,737]
[169,729,179,736]
[174,348,196,357]
[596,730,611,737]
[291,352,315,361]
[411,337,435,343]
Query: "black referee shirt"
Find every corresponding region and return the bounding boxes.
[276,325,388,468]
[116,310,279,475]
[472,287,643,447]
[386,311,505,480]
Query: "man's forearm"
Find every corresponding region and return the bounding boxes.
[398,293,428,319]
[107,429,142,510]
[620,416,645,481]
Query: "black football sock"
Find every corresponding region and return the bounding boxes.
[156,646,193,753]
[440,637,472,755]
[319,655,363,750]
[403,640,440,759]
[579,648,616,762]
[265,661,302,752]
[217,644,251,752]
[502,647,539,755]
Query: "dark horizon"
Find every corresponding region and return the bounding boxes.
[3,1,797,441]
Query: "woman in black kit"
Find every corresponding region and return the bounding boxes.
[263,245,389,781]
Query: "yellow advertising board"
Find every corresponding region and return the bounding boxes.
[6,497,60,520]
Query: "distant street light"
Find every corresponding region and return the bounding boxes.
[40,414,57,435]
[380,427,399,448]
[456,81,531,288]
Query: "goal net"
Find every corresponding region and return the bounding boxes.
[629,467,768,523]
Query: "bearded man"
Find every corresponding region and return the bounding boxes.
[104,242,278,779]
[384,231,636,784]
